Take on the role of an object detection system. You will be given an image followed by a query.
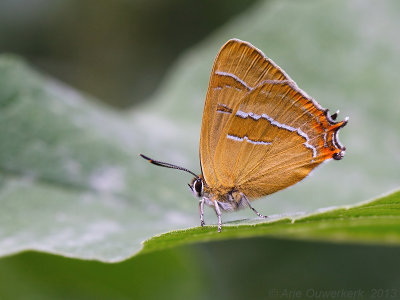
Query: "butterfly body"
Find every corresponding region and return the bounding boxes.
[190,176,246,212]
[141,39,348,232]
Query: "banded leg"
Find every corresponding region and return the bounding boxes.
[213,201,222,232]
[242,193,267,219]
[199,198,205,227]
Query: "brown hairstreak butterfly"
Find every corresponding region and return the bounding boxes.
[140,39,348,232]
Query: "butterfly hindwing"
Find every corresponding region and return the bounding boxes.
[214,80,347,199]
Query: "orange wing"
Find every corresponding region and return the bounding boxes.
[213,81,347,199]
[200,39,347,199]
[199,39,289,188]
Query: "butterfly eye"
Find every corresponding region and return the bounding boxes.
[194,179,203,197]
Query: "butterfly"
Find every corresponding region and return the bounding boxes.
[140,39,348,232]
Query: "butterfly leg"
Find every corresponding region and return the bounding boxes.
[213,201,222,232]
[241,193,267,219]
[199,198,205,227]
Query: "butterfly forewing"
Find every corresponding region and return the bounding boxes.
[200,73,249,186]
[200,39,291,187]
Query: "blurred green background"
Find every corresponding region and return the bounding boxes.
[0,0,257,107]
[1,0,400,299]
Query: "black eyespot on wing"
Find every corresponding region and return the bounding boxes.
[333,151,344,160]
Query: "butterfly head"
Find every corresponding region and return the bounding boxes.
[189,176,204,198]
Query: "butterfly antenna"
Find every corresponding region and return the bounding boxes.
[139,154,199,178]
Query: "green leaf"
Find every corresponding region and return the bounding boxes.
[141,189,400,254]
[1,0,400,263]
[0,55,198,262]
